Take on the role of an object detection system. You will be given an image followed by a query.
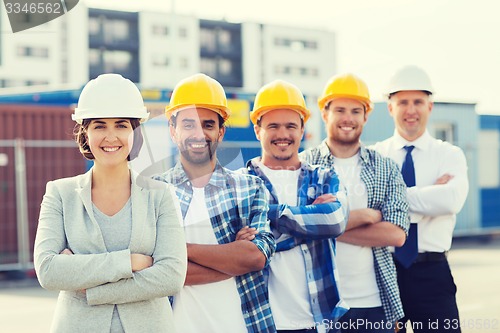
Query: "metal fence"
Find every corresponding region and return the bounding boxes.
[0,139,85,271]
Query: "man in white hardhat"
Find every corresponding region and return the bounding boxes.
[372,65,469,332]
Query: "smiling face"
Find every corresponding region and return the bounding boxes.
[322,98,367,148]
[254,109,304,169]
[388,90,433,141]
[170,107,225,166]
[85,118,134,167]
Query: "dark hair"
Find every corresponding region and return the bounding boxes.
[73,118,144,161]
[169,112,225,129]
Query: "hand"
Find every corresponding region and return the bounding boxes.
[236,226,257,241]
[130,254,153,272]
[60,248,73,255]
[60,248,85,293]
[312,193,337,204]
[435,173,454,185]
[365,208,383,224]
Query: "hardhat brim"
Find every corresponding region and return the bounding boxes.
[318,94,373,113]
[72,107,149,124]
[250,105,311,125]
[165,104,231,121]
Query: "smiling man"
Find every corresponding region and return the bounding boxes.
[153,73,276,333]
[244,80,348,333]
[300,73,409,332]
[372,66,468,333]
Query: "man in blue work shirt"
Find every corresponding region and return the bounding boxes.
[243,79,348,333]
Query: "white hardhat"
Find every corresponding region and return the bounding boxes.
[72,74,149,124]
[385,65,434,98]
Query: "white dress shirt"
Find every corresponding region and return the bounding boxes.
[372,130,469,252]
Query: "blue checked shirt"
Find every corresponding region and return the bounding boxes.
[244,158,349,333]
[153,161,276,333]
[300,141,410,324]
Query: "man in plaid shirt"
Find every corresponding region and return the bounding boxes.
[154,74,276,333]
[243,80,348,333]
[300,73,409,332]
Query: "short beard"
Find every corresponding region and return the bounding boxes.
[330,133,361,147]
[179,139,219,165]
[272,153,294,161]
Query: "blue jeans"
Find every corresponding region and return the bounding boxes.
[337,306,394,333]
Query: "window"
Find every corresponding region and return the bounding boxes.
[152,25,169,36]
[31,47,49,57]
[17,46,49,58]
[274,37,318,50]
[179,57,189,69]
[304,40,318,49]
[17,46,28,56]
[89,49,101,66]
[274,65,318,77]
[152,55,169,67]
[200,58,216,77]
[26,80,48,86]
[218,30,231,47]
[89,17,100,35]
[178,27,188,38]
[275,65,291,75]
[433,122,455,143]
[103,50,132,72]
[219,58,232,76]
[274,37,290,47]
[200,28,217,52]
[103,19,130,42]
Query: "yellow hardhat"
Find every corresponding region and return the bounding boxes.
[165,73,230,121]
[250,79,310,125]
[318,73,373,113]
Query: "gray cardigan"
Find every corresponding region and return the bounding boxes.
[34,169,187,333]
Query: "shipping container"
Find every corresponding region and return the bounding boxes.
[0,104,86,270]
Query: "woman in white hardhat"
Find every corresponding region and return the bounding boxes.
[34,74,187,333]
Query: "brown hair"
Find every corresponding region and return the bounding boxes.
[73,118,144,161]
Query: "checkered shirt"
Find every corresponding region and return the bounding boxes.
[300,140,410,324]
[245,158,349,333]
[154,161,277,333]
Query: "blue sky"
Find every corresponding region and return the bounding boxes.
[85,0,500,114]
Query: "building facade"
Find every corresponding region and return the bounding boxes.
[0,5,336,94]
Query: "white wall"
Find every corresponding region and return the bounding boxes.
[62,4,89,86]
[478,130,500,188]
[241,22,262,92]
[139,12,200,88]
[0,4,88,87]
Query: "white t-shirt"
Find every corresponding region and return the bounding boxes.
[333,154,381,308]
[258,163,315,329]
[172,187,247,333]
